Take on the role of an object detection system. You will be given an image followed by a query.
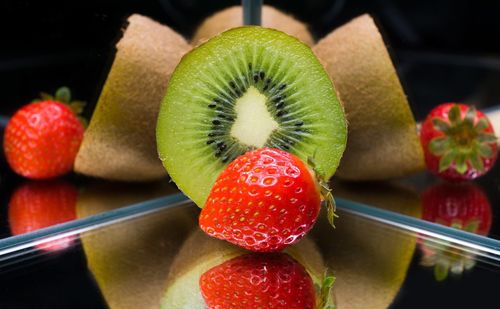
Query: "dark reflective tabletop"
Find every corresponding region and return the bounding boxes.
[0,186,498,308]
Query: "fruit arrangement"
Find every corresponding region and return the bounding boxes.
[156,26,346,251]
[2,8,499,309]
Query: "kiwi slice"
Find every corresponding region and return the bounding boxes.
[192,5,315,46]
[157,26,347,207]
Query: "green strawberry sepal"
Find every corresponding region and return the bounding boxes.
[34,87,88,128]
[429,104,497,174]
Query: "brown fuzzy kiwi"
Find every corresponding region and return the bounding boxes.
[313,180,421,309]
[191,5,314,46]
[313,14,425,181]
[74,14,191,181]
[77,181,198,309]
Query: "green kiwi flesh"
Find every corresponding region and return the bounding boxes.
[157,26,347,207]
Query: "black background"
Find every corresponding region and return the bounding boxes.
[0,0,500,308]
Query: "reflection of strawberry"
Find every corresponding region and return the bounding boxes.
[199,148,335,252]
[3,87,85,179]
[419,182,492,281]
[420,103,497,181]
[8,180,77,251]
[199,253,322,309]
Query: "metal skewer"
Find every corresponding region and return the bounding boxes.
[242,0,262,26]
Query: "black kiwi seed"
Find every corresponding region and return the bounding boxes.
[276,110,285,117]
[229,81,236,89]
[212,119,221,125]
[207,140,215,145]
[253,74,259,83]
[295,121,304,126]
[273,96,282,103]
[222,155,229,163]
[208,103,217,108]
[259,71,265,80]
[276,101,285,109]
[279,84,286,90]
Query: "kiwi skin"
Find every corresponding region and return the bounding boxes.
[313,14,425,181]
[192,5,314,46]
[74,14,191,182]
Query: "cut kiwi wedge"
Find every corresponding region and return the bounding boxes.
[313,15,425,181]
[157,26,347,207]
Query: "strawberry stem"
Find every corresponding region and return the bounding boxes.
[317,270,336,309]
[55,86,71,103]
[308,156,337,227]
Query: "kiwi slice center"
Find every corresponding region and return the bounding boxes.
[230,86,279,148]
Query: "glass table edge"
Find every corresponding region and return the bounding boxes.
[0,193,499,260]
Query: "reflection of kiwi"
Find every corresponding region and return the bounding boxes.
[75,14,191,181]
[77,182,198,309]
[192,5,314,46]
[313,181,421,309]
[157,26,347,207]
[160,230,327,308]
[313,15,425,181]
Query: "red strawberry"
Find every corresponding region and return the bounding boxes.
[3,87,85,179]
[419,182,492,281]
[8,180,78,251]
[199,253,317,309]
[199,148,335,252]
[420,103,497,181]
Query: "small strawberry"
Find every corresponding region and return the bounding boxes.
[420,103,497,181]
[199,148,335,252]
[199,253,328,309]
[8,180,77,251]
[3,87,85,179]
[419,182,492,281]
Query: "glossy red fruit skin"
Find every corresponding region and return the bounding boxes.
[420,103,497,181]
[199,253,316,309]
[422,182,492,235]
[3,101,84,179]
[8,181,77,251]
[199,148,321,252]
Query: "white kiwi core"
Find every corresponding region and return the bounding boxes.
[230,86,279,147]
